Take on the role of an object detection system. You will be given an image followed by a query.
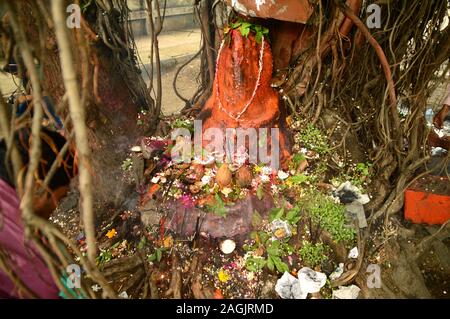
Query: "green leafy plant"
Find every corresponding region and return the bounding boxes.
[269,207,284,222]
[290,153,307,170]
[299,241,329,268]
[96,241,121,267]
[352,162,373,187]
[137,237,147,250]
[170,118,194,134]
[148,247,164,263]
[207,194,227,217]
[245,256,267,272]
[304,193,355,242]
[355,162,372,177]
[97,249,112,266]
[266,240,289,273]
[244,230,293,274]
[268,205,301,226]
[121,157,132,171]
[332,161,373,189]
[256,184,264,200]
[225,20,269,43]
[297,124,330,155]
[288,174,309,185]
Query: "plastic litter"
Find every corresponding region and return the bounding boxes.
[297,267,327,294]
[348,247,359,259]
[275,272,307,299]
[334,181,370,205]
[329,263,345,281]
[270,219,292,239]
[332,285,361,299]
[431,147,447,156]
[345,202,367,228]
[118,291,129,299]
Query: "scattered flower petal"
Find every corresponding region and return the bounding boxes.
[218,269,230,283]
[106,229,117,239]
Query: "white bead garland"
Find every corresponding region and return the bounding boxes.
[215,35,265,122]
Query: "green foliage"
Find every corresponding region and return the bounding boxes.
[96,241,121,267]
[252,210,263,228]
[81,0,94,13]
[269,207,284,222]
[97,249,112,265]
[267,255,289,273]
[355,162,372,177]
[207,194,228,217]
[298,124,330,155]
[291,153,306,170]
[288,174,309,185]
[268,205,301,226]
[148,248,164,263]
[244,230,293,274]
[264,240,290,273]
[332,161,373,189]
[226,20,269,43]
[285,207,302,225]
[305,193,355,242]
[256,184,264,200]
[121,157,132,171]
[170,118,194,134]
[299,241,329,268]
[137,237,147,250]
[352,162,373,187]
[245,256,266,272]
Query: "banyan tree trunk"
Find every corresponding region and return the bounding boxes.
[15,1,153,211]
[197,29,292,167]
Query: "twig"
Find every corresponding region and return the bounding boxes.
[165,250,182,298]
[5,2,44,220]
[336,1,400,135]
[173,48,202,104]
[146,0,163,119]
[42,134,73,189]
[51,1,96,266]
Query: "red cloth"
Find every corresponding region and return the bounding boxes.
[0,179,59,298]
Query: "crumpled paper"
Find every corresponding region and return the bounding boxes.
[297,267,327,294]
[270,219,292,239]
[118,291,129,299]
[275,272,306,299]
[275,268,327,299]
[334,181,370,205]
[345,202,368,228]
[348,247,359,259]
[329,263,345,281]
[332,285,361,299]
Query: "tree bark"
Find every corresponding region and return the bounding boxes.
[16,1,154,213]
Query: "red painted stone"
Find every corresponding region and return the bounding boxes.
[197,30,292,167]
[404,175,450,225]
[225,0,314,24]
